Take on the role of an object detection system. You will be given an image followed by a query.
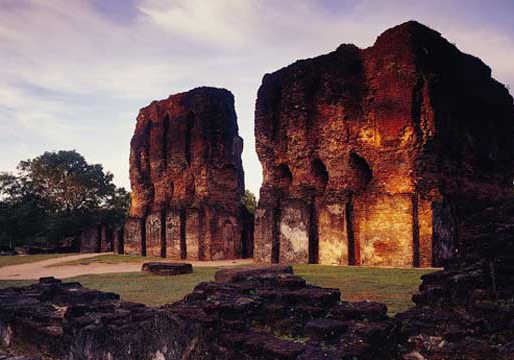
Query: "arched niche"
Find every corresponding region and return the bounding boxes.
[136,121,153,173]
[311,158,329,191]
[276,163,293,191]
[348,152,372,192]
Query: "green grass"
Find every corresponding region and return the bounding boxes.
[0,279,37,288]
[0,268,220,306]
[49,254,157,267]
[0,263,433,314]
[0,253,77,268]
[74,269,220,306]
[294,264,433,314]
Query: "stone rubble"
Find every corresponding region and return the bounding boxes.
[0,269,398,359]
[396,200,514,360]
[3,254,514,359]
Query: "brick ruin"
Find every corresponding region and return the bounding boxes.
[5,248,514,360]
[123,87,253,260]
[0,270,401,360]
[3,20,514,360]
[79,223,120,254]
[254,21,514,267]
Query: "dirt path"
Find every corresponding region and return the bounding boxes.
[0,253,254,280]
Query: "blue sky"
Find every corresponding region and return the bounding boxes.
[1,0,514,196]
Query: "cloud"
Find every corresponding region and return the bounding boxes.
[138,0,257,49]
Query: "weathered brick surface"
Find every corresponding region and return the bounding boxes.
[124,87,253,260]
[394,198,514,359]
[0,348,40,360]
[0,278,211,360]
[123,217,143,256]
[79,224,113,254]
[167,268,398,359]
[254,21,514,267]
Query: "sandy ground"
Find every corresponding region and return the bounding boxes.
[0,253,254,280]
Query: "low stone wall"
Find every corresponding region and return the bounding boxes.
[0,270,396,359]
[0,277,209,359]
[3,259,514,359]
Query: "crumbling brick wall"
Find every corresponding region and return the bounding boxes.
[254,21,514,267]
[79,223,113,253]
[124,87,252,260]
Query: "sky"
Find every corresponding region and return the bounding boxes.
[1,0,514,197]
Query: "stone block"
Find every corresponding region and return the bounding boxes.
[141,262,193,276]
[214,265,293,283]
[353,193,413,267]
[253,207,274,263]
[165,209,182,259]
[185,208,200,260]
[318,203,347,265]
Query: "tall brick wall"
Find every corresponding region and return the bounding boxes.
[254,21,514,267]
[124,87,253,260]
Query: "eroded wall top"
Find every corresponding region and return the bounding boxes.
[255,21,514,204]
[129,87,245,218]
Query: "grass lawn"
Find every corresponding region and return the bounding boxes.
[0,253,76,269]
[0,263,433,314]
[294,264,433,314]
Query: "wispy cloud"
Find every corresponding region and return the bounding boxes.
[0,0,513,196]
[138,0,258,49]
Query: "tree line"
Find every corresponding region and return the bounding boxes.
[0,150,130,251]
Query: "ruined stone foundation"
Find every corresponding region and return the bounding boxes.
[79,223,119,254]
[5,255,514,359]
[254,21,514,267]
[124,87,253,260]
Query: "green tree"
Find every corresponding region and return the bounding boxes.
[241,189,257,214]
[97,187,131,227]
[17,150,116,213]
[0,150,129,249]
[0,173,49,248]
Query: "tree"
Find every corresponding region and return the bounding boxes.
[241,189,257,214]
[0,150,129,249]
[0,173,49,248]
[16,151,116,214]
[97,187,131,227]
